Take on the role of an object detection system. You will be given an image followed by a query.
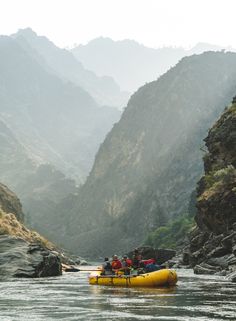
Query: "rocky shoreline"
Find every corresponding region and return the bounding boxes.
[177,100,236,283]
[0,235,62,279]
[0,183,65,279]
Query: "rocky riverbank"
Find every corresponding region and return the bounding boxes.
[183,99,236,282]
[0,235,61,278]
[0,183,62,278]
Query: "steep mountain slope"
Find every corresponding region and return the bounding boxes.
[13,28,129,108]
[0,35,120,181]
[187,99,236,278]
[0,117,76,237]
[59,52,236,257]
[0,35,120,242]
[72,38,228,92]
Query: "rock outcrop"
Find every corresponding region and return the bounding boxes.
[128,246,176,265]
[0,235,61,279]
[0,183,62,278]
[186,100,236,281]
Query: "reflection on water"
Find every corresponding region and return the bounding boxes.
[0,269,235,320]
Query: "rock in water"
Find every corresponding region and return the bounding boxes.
[0,235,62,279]
[128,246,176,265]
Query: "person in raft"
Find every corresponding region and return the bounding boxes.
[101,257,112,275]
[111,255,122,273]
[120,255,132,275]
[132,248,142,269]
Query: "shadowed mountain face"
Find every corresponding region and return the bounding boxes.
[55,52,236,257]
[13,29,130,109]
[72,38,229,93]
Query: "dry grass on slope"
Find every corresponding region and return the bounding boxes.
[0,207,54,249]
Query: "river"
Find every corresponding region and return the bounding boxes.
[0,268,235,321]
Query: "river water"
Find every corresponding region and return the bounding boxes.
[0,268,235,321]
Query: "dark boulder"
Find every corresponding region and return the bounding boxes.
[232,245,236,256]
[194,262,221,275]
[182,250,191,265]
[0,235,62,279]
[227,270,236,282]
[208,246,231,258]
[189,230,209,253]
[221,232,236,248]
[129,246,176,265]
[226,254,236,266]
[206,256,230,269]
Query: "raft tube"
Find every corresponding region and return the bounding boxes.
[89,269,177,287]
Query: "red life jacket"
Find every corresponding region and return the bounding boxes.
[123,258,132,267]
[142,258,156,266]
[111,259,122,270]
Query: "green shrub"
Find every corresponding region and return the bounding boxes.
[204,165,236,189]
[144,215,194,249]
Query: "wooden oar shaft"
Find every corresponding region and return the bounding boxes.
[78,269,102,272]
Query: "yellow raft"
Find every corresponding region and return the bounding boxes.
[89,269,177,287]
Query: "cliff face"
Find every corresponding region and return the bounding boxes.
[188,101,236,278]
[196,105,236,233]
[58,52,236,257]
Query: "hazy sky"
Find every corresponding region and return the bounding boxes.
[1,0,236,48]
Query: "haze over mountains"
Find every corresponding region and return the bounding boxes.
[0,31,122,179]
[1,28,236,259]
[55,51,236,257]
[0,30,121,236]
[14,28,129,109]
[72,38,233,93]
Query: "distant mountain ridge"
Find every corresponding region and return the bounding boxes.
[55,51,236,257]
[0,34,120,181]
[0,34,120,240]
[13,28,130,109]
[72,38,234,93]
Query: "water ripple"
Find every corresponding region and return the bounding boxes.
[0,269,235,320]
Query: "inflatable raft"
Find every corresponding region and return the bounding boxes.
[89,269,177,287]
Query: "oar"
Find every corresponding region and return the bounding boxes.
[64,267,102,272]
[77,269,102,272]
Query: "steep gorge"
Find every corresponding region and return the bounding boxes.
[57,52,236,257]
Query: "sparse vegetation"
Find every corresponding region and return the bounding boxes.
[204,165,236,189]
[145,215,194,249]
[0,207,54,250]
